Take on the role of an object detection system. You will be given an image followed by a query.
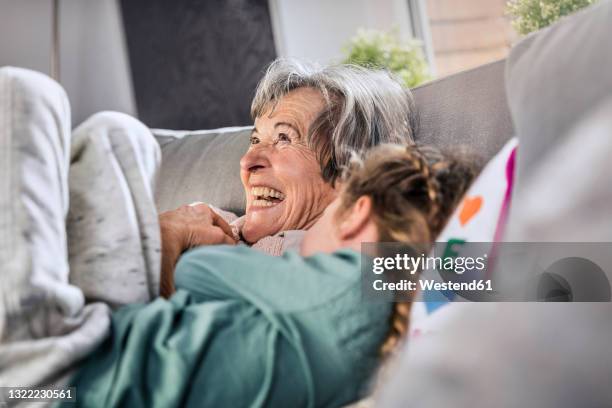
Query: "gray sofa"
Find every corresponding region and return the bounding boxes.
[154,59,514,215]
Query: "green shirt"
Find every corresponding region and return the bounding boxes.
[66,246,391,407]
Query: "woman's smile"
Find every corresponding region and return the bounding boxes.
[249,185,286,208]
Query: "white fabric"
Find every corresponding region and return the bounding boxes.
[0,67,161,391]
[68,112,161,307]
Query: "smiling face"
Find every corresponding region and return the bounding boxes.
[239,87,336,243]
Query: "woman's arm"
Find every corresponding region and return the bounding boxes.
[158,203,236,297]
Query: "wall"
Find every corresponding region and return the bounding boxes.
[426,0,518,77]
[0,0,135,127]
[268,0,417,65]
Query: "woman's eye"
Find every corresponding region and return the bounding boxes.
[276,133,291,143]
[249,136,260,145]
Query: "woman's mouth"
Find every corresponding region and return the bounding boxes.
[250,186,286,208]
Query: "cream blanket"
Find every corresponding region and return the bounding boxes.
[0,67,161,394]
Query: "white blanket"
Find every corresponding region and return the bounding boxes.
[0,67,161,392]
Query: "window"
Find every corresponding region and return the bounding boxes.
[268,0,432,66]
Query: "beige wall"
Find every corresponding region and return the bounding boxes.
[426,0,518,77]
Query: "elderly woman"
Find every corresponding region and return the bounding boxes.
[159,59,417,293]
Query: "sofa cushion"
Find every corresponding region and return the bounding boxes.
[505,0,612,181]
[412,59,514,168]
[409,137,517,336]
[154,127,250,214]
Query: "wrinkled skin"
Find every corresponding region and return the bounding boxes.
[159,203,235,296]
[240,87,336,243]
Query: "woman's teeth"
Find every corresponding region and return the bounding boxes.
[251,186,285,199]
[252,199,278,207]
[251,186,285,207]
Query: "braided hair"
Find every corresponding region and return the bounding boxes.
[337,143,476,357]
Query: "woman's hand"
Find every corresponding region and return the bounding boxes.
[159,203,236,297]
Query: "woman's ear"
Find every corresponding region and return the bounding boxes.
[337,195,373,240]
[332,181,344,197]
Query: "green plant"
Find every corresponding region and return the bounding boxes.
[342,29,431,88]
[507,0,598,35]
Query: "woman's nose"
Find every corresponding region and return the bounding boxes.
[240,145,271,173]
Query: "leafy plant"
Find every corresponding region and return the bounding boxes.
[507,0,598,35]
[342,29,431,88]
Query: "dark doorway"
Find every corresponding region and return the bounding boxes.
[120,0,277,129]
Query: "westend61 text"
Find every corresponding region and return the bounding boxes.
[372,279,493,292]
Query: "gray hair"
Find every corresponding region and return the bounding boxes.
[251,58,417,184]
